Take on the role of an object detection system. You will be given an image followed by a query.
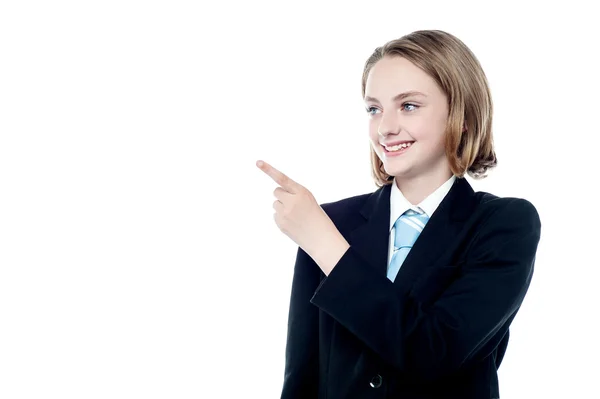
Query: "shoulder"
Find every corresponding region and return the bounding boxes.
[472,190,541,237]
[318,190,375,221]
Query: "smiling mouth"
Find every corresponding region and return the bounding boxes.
[382,142,414,155]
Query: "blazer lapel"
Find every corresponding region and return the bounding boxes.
[348,177,476,295]
[349,183,392,277]
[392,177,475,295]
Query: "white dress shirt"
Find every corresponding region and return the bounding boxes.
[387,175,457,266]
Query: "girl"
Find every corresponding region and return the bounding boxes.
[257,29,541,399]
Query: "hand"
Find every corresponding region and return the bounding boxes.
[256,160,349,274]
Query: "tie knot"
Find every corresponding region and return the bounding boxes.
[403,208,421,216]
[393,209,430,250]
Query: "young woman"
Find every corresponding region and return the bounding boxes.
[257,29,541,399]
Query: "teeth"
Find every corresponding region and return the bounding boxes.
[385,142,413,151]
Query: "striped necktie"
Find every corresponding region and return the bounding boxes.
[387,209,430,282]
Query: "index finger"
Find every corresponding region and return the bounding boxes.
[256,160,299,193]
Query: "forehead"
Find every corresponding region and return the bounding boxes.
[365,56,441,99]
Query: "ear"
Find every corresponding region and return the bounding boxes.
[462,120,467,132]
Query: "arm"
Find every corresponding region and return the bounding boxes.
[310,198,541,380]
[280,246,323,398]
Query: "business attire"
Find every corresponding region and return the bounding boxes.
[280,176,541,399]
[386,175,456,275]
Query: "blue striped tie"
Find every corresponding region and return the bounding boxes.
[387,209,430,282]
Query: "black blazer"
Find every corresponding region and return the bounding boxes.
[280,177,541,399]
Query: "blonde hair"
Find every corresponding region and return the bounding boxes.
[362,30,497,187]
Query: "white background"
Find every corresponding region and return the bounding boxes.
[1,1,598,398]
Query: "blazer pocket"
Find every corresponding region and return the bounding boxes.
[408,265,462,305]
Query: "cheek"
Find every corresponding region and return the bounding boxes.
[368,127,383,155]
[368,121,379,141]
[410,118,446,142]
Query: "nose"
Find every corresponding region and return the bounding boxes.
[377,109,402,137]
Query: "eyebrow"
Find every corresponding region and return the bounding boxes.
[364,91,427,103]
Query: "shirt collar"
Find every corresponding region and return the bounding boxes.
[389,175,456,231]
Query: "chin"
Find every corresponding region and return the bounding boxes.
[384,165,415,179]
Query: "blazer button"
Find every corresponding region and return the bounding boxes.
[369,374,383,388]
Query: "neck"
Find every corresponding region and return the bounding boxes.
[394,168,453,205]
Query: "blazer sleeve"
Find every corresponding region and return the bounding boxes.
[280,246,323,398]
[310,198,541,380]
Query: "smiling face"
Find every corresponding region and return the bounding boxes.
[365,56,452,185]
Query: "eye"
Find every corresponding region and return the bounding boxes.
[402,103,419,111]
[365,106,381,116]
